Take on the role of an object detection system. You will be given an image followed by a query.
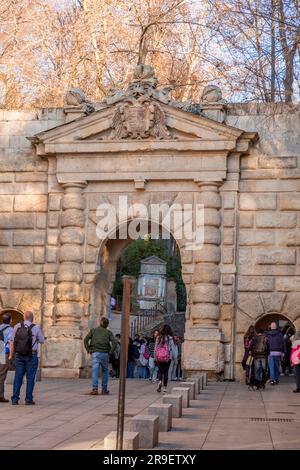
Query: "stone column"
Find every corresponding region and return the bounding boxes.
[183,182,224,377]
[191,182,221,326]
[43,182,87,378]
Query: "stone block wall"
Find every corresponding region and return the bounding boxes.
[0,110,64,322]
[0,103,299,380]
[227,103,300,379]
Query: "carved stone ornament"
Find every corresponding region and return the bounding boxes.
[65,88,95,114]
[110,96,170,140]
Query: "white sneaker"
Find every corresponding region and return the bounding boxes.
[162,387,167,394]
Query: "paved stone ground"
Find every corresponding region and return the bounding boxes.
[0,377,300,450]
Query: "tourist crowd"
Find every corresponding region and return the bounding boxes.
[242,322,300,392]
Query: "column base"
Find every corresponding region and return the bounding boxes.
[183,326,224,376]
[42,326,86,374]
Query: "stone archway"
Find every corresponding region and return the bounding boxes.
[31,64,257,378]
[255,313,295,332]
[0,308,24,326]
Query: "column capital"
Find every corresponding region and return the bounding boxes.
[61,181,87,191]
[194,181,222,191]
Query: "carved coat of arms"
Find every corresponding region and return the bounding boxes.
[110,96,170,140]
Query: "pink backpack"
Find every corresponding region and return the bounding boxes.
[155,339,170,363]
[291,344,300,366]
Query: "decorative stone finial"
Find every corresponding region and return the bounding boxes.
[64,88,95,121]
[199,85,226,123]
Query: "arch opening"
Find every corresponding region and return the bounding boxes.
[0,308,24,326]
[255,313,295,333]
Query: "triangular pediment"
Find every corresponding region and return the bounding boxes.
[34,104,243,143]
[31,100,257,156]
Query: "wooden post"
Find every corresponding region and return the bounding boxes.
[116,275,133,450]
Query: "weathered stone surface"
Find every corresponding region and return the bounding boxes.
[104,431,139,450]
[239,212,254,228]
[222,247,234,264]
[222,192,235,209]
[194,245,221,263]
[34,247,45,263]
[260,293,286,313]
[59,245,83,263]
[130,415,159,449]
[238,276,274,292]
[239,193,276,210]
[258,155,297,169]
[239,230,275,246]
[162,394,182,418]
[223,229,235,245]
[283,293,300,321]
[60,227,84,245]
[223,211,235,227]
[13,231,45,246]
[276,277,300,291]
[172,387,190,408]
[0,195,13,212]
[279,193,300,210]
[254,248,296,265]
[148,403,172,432]
[0,247,33,263]
[57,263,83,283]
[237,292,264,319]
[11,274,43,289]
[0,232,12,246]
[256,212,297,228]
[192,285,219,304]
[56,282,82,302]
[0,213,35,229]
[193,263,220,284]
[61,209,85,228]
[62,193,85,210]
[190,303,220,322]
[277,232,300,246]
[14,195,47,212]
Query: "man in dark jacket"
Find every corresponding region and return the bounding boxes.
[248,329,270,390]
[266,322,285,385]
[84,317,116,395]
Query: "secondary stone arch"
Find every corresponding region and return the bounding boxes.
[87,217,189,329]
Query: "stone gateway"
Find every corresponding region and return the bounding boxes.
[0,65,299,380]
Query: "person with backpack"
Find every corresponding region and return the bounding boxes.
[84,316,116,395]
[110,334,121,378]
[9,311,44,405]
[290,331,300,393]
[148,330,159,383]
[282,327,294,376]
[0,313,14,403]
[248,329,270,390]
[154,324,175,393]
[266,322,286,385]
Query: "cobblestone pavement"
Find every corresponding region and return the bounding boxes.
[0,377,299,450]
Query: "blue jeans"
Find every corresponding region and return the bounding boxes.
[12,353,39,403]
[127,361,134,378]
[92,352,109,391]
[268,355,281,381]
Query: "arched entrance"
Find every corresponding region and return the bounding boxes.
[255,313,295,333]
[89,220,186,333]
[0,308,24,326]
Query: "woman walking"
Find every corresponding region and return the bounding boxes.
[290,331,300,393]
[242,325,255,385]
[154,324,175,394]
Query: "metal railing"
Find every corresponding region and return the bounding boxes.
[130,303,165,338]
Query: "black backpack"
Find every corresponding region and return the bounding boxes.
[0,325,10,343]
[252,335,268,355]
[14,322,35,356]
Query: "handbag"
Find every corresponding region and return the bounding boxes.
[246,355,253,367]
